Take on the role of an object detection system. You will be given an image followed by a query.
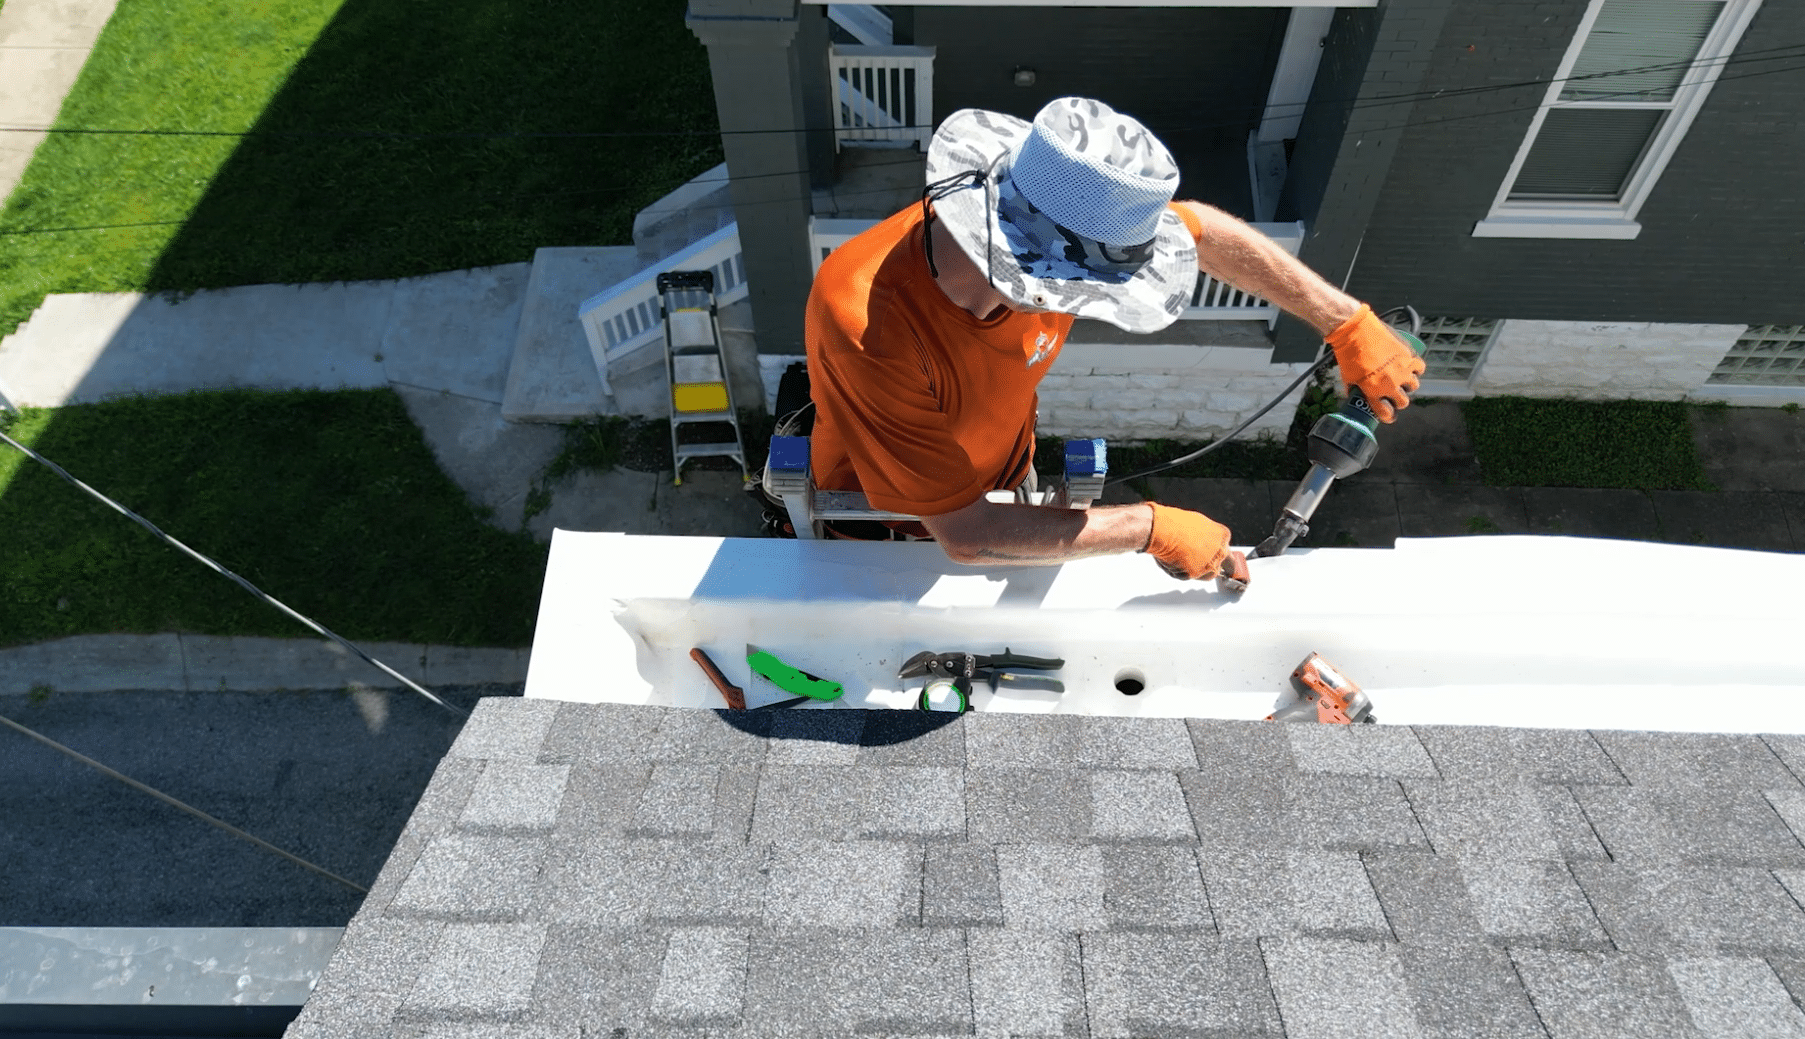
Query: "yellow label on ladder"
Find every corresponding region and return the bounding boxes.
[672,382,730,413]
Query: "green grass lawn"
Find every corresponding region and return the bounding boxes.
[0,389,547,648]
[0,0,720,336]
[1464,396,1713,490]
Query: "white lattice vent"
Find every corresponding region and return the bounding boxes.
[1707,325,1805,386]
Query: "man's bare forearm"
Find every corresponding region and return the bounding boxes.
[919,499,1154,567]
[1179,200,1358,336]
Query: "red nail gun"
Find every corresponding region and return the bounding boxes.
[1267,652,1376,724]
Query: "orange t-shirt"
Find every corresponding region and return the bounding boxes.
[805,201,1206,517]
[805,206,1070,516]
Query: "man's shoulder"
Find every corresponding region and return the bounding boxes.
[810,208,930,349]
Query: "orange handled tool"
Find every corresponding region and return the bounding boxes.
[689,647,746,710]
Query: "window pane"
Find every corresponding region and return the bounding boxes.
[1510,108,1665,199]
[1562,0,1723,102]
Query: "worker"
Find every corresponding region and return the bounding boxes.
[803,97,1424,579]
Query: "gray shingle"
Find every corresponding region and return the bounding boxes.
[1186,717,1297,775]
[1573,785,1805,867]
[447,698,557,762]
[743,927,971,1036]
[1363,849,1484,944]
[526,925,667,1036]
[552,760,653,838]
[1079,716,1199,769]
[1454,856,1610,948]
[458,764,570,833]
[534,701,599,765]
[1286,724,1438,778]
[857,711,966,765]
[968,930,1086,1038]
[285,918,444,1039]
[1394,940,1546,1039]
[1509,948,1704,1039]
[1264,937,1427,1039]
[1763,735,1805,786]
[1089,770,1196,841]
[1575,862,1805,955]
[997,843,1107,932]
[1665,955,1805,1039]
[627,705,773,765]
[1100,845,1213,932]
[967,768,1091,842]
[964,712,1083,768]
[923,843,1004,927]
[1182,770,1429,854]
[363,758,488,917]
[544,837,766,927]
[763,709,867,764]
[859,765,967,838]
[1534,784,1612,861]
[399,923,547,1021]
[1406,780,1562,860]
[1593,731,1801,791]
[761,839,921,927]
[1414,725,1626,785]
[628,762,725,837]
[1082,933,1281,1038]
[748,765,863,841]
[648,926,750,1028]
[1201,848,1389,940]
[1766,788,1805,850]
[393,1022,574,1039]
[390,834,548,921]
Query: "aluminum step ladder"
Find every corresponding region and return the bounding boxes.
[658,270,748,486]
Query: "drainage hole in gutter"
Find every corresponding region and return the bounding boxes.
[1114,668,1146,696]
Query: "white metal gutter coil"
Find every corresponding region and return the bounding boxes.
[526,532,1803,734]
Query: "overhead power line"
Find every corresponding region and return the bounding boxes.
[0,41,1798,143]
[3,53,1801,242]
[0,424,468,719]
[0,710,369,894]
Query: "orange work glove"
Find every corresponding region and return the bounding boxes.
[1326,304,1426,423]
[1144,503,1232,580]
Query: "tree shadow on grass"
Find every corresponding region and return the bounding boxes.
[143,0,721,293]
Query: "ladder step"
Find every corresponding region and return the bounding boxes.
[811,490,919,522]
[672,382,730,413]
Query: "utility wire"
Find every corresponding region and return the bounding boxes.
[0,41,1798,142]
[1,52,1800,242]
[0,710,369,894]
[0,424,468,719]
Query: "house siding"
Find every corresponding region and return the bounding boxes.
[911,6,1290,219]
[1348,0,1805,327]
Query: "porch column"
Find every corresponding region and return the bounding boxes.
[687,0,816,357]
[1271,0,1455,362]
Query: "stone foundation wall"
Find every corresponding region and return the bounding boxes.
[1037,342,1315,442]
[1470,320,1745,401]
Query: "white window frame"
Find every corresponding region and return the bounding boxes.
[1472,0,1763,241]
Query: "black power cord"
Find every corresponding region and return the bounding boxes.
[1104,305,1422,487]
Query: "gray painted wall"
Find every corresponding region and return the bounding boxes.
[1348,0,1805,325]
[911,6,1290,219]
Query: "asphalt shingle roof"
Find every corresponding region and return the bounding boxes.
[286,697,1805,1038]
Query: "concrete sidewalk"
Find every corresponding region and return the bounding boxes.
[0,0,120,209]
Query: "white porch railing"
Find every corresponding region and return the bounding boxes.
[580,218,1308,395]
[578,223,747,396]
[809,218,1308,327]
[826,4,892,45]
[830,45,935,150]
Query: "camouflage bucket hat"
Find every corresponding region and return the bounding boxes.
[924,98,1198,333]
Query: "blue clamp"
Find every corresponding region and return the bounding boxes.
[768,436,810,473]
[1063,438,1107,478]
